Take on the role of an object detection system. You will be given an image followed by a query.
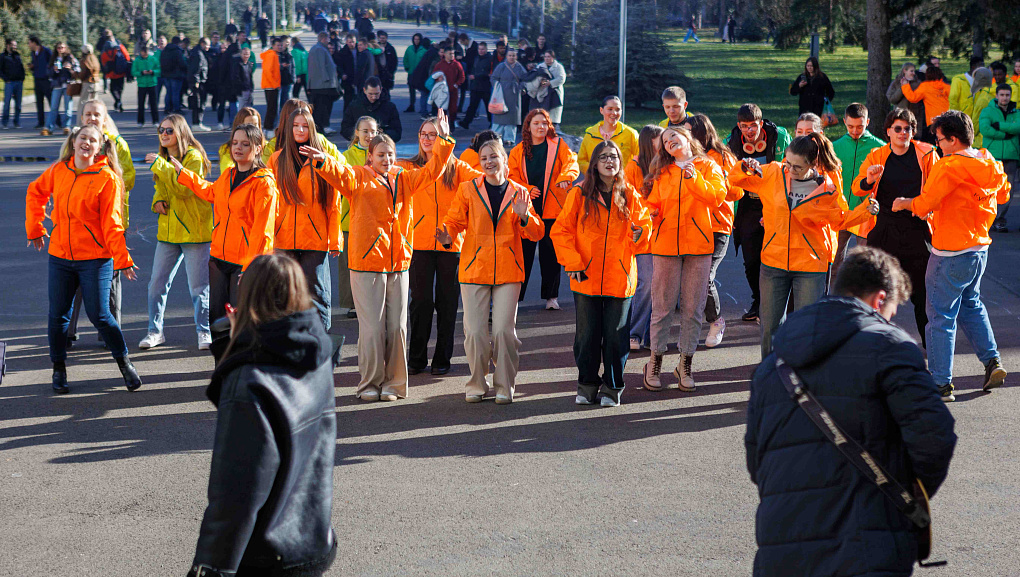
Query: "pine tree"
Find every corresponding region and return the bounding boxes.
[0,6,27,45]
[18,1,60,47]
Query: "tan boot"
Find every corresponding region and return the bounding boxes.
[643,353,664,391]
[673,354,696,392]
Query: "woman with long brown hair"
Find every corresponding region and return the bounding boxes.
[551,140,652,406]
[191,254,337,576]
[624,124,663,350]
[686,113,743,348]
[74,44,102,124]
[400,116,482,375]
[218,106,261,174]
[268,107,353,331]
[141,114,214,350]
[26,124,141,393]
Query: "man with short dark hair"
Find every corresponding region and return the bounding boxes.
[187,37,211,131]
[747,246,956,576]
[26,36,51,129]
[979,83,1020,232]
[659,86,689,129]
[340,76,402,142]
[892,110,1011,400]
[336,34,358,111]
[1,38,25,129]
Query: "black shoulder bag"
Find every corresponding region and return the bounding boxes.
[774,357,947,568]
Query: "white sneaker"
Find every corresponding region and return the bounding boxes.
[359,389,380,402]
[545,298,561,310]
[466,394,484,403]
[600,396,620,407]
[323,127,336,136]
[197,332,212,350]
[705,318,726,348]
[630,337,641,351]
[138,332,165,349]
[575,394,594,405]
[494,394,512,404]
[195,124,212,132]
[216,123,225,131]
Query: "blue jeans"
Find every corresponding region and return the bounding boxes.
[280,249,332,331]
[164,78,183,114]
[46,87,73,130]
[147,241,211,335]
[574,293,632,404]
[925,250,999,385]
[627,253,652,347]
[48,256,128,362]
[279,83,293,107]
[491,122,517,145]
[759,265,827,358]
[418,91,429,114]
[684,29,700,42]
[705,233,730,323]
[2,80,22,126]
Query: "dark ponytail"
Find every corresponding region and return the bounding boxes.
[787,132,841,173]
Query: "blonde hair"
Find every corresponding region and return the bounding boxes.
[60,125,124,183]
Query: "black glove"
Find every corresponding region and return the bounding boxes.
[991,121,1001,130]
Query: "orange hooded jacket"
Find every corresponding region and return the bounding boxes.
[507,136,580,220]
[646,156,728,257]
[908,148,1011,252]
[316,136,454,273]
[459,147,481,170]
[901,81,950,126]
[268,150,352,253]
[442,176,545,285]
[624,159,653,255]
[259,49,281,89]
[706,149,744,235]
[26,157,134,270]
[852,141,939,239]
[729,162,874,273]
[176,166,279,269]
[397,157,482,253]
[550,184,653,298]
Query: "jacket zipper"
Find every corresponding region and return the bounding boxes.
[676,174,683,256]
[434,183,439,250]
[66,169,79,260]
[600,201,609,294]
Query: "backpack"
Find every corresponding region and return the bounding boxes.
[113,49,130,76]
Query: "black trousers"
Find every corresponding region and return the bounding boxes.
[462,85,491,126]
[408,250,461,370]
[293,74,307,99]
[520,219,561,301]
[341,83,356,114]
[109,77,125,109]
[138,86,158,124]
[34,77,51,126]
[868,226,930,348]
[309,90,336,131]
[264,89,280,132]
[735,197,764,310]
[209,257,242,329]
[189,85,207,126]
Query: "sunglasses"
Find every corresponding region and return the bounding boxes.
[158,127,175,135]
[890,125,912,134]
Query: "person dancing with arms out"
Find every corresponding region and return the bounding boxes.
[551,141,652,407]
[436,139,544,404]
[26,125,141,394]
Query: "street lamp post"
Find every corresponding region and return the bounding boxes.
[199,0,205,37]
[540,0,545,33]
[272,0,277,35]
[82,0,88,49]
[227,0,231,27]
[618,0,627,122]
[151,0,156,40]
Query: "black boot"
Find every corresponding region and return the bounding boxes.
[52,363,69,394]
[116,357,142,391]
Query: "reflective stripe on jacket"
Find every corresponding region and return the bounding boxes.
[268,150,352,252]
[507,136,580,220]
[851,141,939,239]
[151,148,213,244]
[646,156,728,257]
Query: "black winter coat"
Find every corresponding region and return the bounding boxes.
[228,54,255,98]
[160,44,188,80]
[409,46,440,91]
[340,93,402,142]
[746,297,956,577]
[0,50,26,82]
[790,71,835,115]
[188,48,208,87]
[191,309,337,575]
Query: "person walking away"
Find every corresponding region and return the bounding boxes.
[830,103,885,290]
[852,108,938,348]
[141,114,213,350]
[27,36,51,129]
[641,127,727,391]
[789,56,835,116]
[730,133,878,359]
[339,76,402,142]
[400,117,482,376]
[260,38,283,137]
[168,123,279,347]
[437,140,544,404]
[687,113,743,349]
[256,13,271,50]
[980,83,1020,232]
[160,36,188,115]
[188,37,212,131]
[44,43,79,136]
[746,246,957,577]
[551,141,652,406]
[887,61,926,129]
[291,37,308,100]
[624,124,663,350]
[901,66,950,145]
[337,116,379,318]
[726,103,792,322]
[100,39,131,113]
[132,44,160,126]
[578,96,640,173]
[307,33,339,134]
[683,14,700,42]
[376,31,398,97]
[188,254,337,577]
[432,44,465,123]
[459,41,494,130]
[535,51,566,130]
[659,86,689,129]
[25,124,142,394]
[891,110,1010,400]
[1,39,25,129]
[268,108,353,331]
[508,108,580,309]
[488,48,526,146]
[403,33,428,113]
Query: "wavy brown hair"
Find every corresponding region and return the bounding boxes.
[645,126,705,196]
[578,140,630,227]
[404,116,458,189]
[277,108,331,210]
[635,124,664,181]
[521,108,554,161]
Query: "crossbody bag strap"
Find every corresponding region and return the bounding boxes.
[774,357,931,530]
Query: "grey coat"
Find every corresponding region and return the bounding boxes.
[536,60,566,123]
[490,61,527,126]
[887,75,925,127]
[307,42,338,91]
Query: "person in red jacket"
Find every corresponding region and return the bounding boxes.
[99,40,131,113]
[431,43,465,123]
[25,124,141,394]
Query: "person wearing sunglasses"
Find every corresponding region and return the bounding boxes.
[399,117,481,376]
[851,108,938,351]
[730,132,878,359]
[139,115,214,350]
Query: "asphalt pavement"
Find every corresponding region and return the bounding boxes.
[1,21,1019,576]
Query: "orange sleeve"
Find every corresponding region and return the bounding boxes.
[98,172,134,270]
[852,151,879,197]
[405,136,454,193]
[244,177,278,268]
[506,145,528,188]
[549,187,585,272]
[727,163,766,194]
[910,162,953,217]
[26,163,57,240]
[176,166,217,203]
[629,189,654,246]
[556,145,580,185]
[900,82,923,103]
[313,155,357,195]
[442,182,471,237]
[519,195,545,241]
[692,161,728,206]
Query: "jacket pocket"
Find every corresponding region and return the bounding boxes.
[509,244,523,272]
[692,217,709,244]
[82,224,104,248]
[362,231,382,259]
[763,232,777,251]
[802,233,821,261]
[463,246,482,270]
[174,212,192,235]
[412,214,425,229]
[307,214,322,240]
[240,225,249,246]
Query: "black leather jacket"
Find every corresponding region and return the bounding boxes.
[189,309,337,577]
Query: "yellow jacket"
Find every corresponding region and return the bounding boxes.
[340,143,368,232]
[577,121,639,173]
[150,148,213,244]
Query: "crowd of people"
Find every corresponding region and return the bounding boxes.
[9,14,1017,576]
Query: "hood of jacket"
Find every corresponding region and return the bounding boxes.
[207,308,332,405]
[773,296,887,369]
[946,148,1011,189]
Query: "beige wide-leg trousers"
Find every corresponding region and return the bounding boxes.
[350,270,409,398]
[461,282,522,400]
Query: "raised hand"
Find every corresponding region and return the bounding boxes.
[299,145,327,163]
[512,190,529,219]
[435,108,450,138]
[435,224,453,247]
[865,164,884,184]
[741,157,761,175]
[680,161,696,179]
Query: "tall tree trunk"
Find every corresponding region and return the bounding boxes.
[825,0,835,52]
[865,0,891,132]
[718,0,725,38]
[971,0,986,59]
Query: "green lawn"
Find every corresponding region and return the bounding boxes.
[559,34,970,140]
